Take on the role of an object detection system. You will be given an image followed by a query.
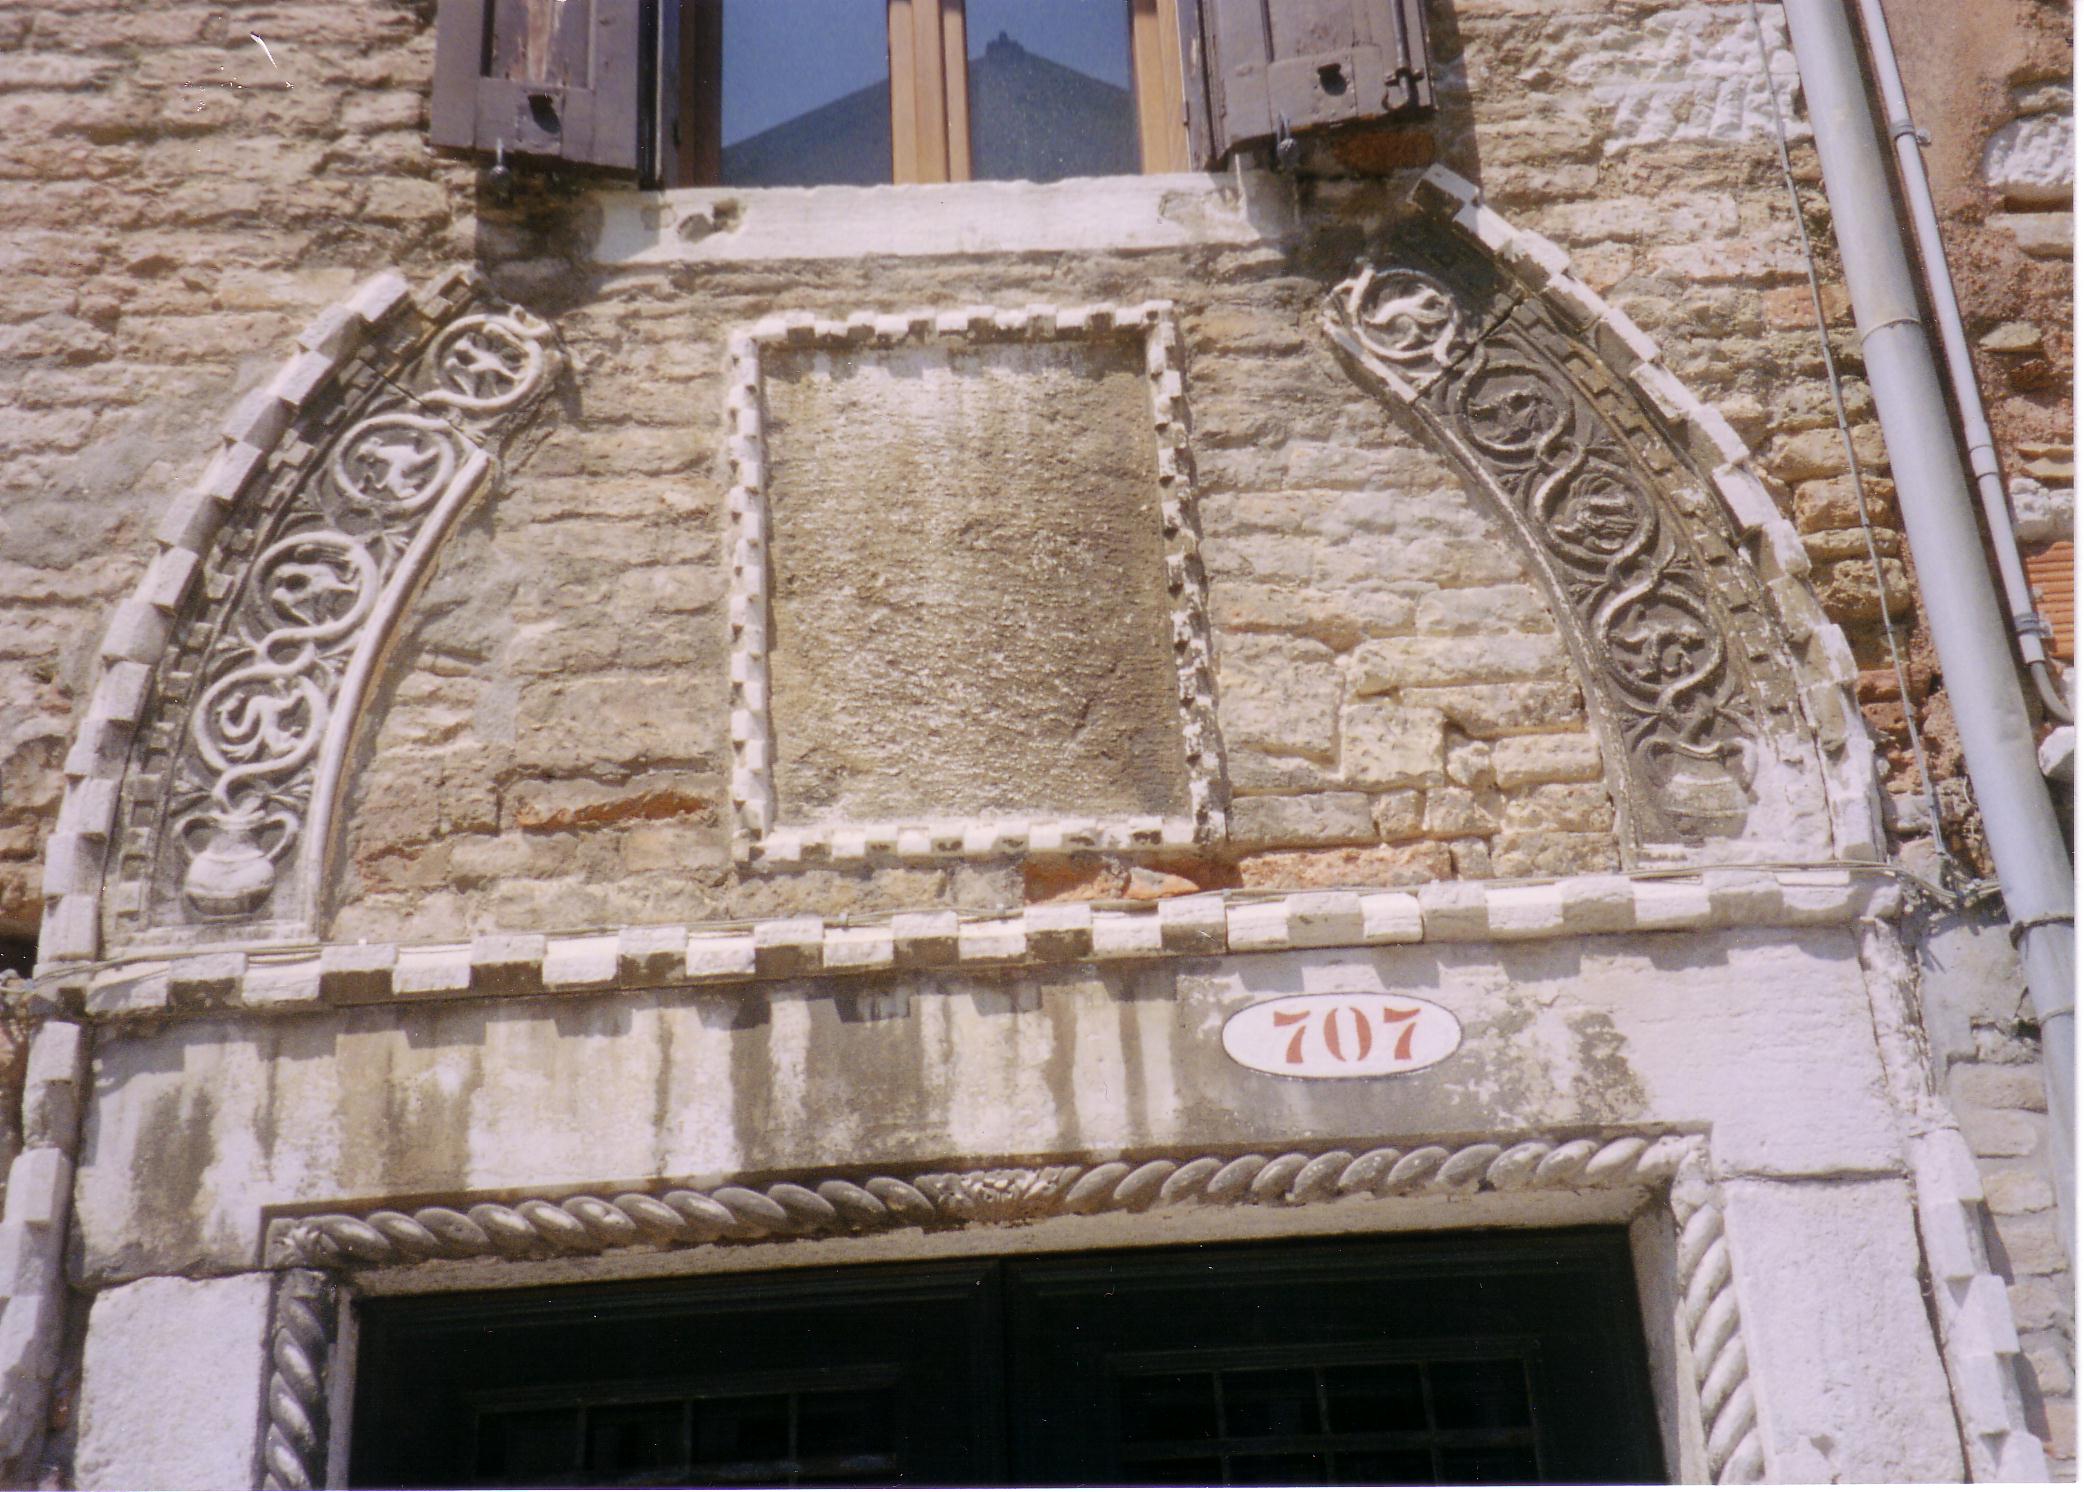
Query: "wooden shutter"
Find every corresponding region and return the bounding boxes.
[1186,0,1433,164]
[430,0,649,173]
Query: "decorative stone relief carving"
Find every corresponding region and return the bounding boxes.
[258,1131,1764,1485]
[258,1269,334,1492]
[99,280,557,950]
[1325,228,1820,849]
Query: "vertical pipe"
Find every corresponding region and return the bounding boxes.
[1852,0,2071,724]
[1780,0,2074,1243]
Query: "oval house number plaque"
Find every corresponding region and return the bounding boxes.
[1222,993,1463,1079]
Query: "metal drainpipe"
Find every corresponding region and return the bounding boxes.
[1780,0,2074,1240]
[1852,0,2072,725]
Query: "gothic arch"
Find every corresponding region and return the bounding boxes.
[37,176,1880,968]
[38,270,560,963]
[1326,166,1879,868]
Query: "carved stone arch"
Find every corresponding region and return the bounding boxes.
[38,269,560,964]
[1324,166,1880,867]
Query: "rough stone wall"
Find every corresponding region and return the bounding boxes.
[1881,0,2075,1472]
[0,1,477,942]
[329,251,1615,944]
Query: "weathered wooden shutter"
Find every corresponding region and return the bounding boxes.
[431,0,648,173]
[1184,0,1433,164]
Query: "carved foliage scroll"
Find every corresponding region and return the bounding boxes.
[109,289,557,948]
[1325,240,1801,844]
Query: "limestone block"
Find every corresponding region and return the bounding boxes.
[0,1244,64,1463]
[1285,892,1365,949]
[391,946,472,1000]
[821,923,894,972]
[1091,910,1164,959]
[1502,783,1614,834]
[470,933,547,996]
[1217,634,1340,759]
[1420,786,1499,836]
[1558,875,1639,935]
[91,661,151,726]
[542,934,618,991]
[686,932,756,981]
[1235,843,1452,890]
[241,958,322,1010]
[1225,900,1294,952]
[1361,789,1418,838]
[1021,904,1092,962]
[957,916,1027,964]
[1226,792,1375,847]
[84,966,168,1019]
[1400,683,1587,737]
[1413,584,1552,637]
[892,912,959,969]
[1490,733,1603,789]
[21,1022,86,1149]
[1417,882,1489,941]
[1983,111,2074,207]
[1990,211,2073,260]
[1359,892,1422,943]
[167,953,245,1007]
[1557,6,1805,153]
[1718,1177,1964,1482]
[1349,636,1569,693]
[318,942,396,1004]
[1483,886,1567,940]
[1158,895,1228,956]
[4,1149,70,1229]
[2008,475,2073,545]
[74,1274,276,1492]
[1340,700,1447,790]
[753,917,824,979]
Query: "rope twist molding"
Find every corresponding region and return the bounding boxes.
[267,1132,1700,1268]
[258,1269,335,1492]
[258,1130,1767,1485]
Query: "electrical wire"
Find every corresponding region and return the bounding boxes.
[1745,0,1959,880]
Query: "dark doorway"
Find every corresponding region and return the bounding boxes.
[349,1229,1665,1487]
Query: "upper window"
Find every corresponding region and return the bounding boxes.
[430,0,1432,189]
[703,0,1181,186]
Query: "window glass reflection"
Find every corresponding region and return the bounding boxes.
[967,0,1139,182]
[721,1,893,187]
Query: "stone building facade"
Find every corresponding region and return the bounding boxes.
[0,0,2071,1485]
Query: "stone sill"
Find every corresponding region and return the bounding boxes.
[588,168,1305,264]
[51,867,1901,1024]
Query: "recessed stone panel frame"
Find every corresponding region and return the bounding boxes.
[721,301,1225,867]
[248,1130,1751,1489]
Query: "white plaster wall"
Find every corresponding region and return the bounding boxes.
[73,927,1896,1284]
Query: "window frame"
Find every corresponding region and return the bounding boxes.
[677,0,1191,188]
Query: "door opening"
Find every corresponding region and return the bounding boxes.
[349,1229,1665,1486]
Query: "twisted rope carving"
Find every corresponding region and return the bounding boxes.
[259,1269,335,1491]
[1670,1151,1764,1483]
[271,1132,1699,1268]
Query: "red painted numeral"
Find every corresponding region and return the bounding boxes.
[1381,1005,1421,1062]
[1272,1008,1311,1064]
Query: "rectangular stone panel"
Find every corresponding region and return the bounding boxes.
[727,307,1219,862]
